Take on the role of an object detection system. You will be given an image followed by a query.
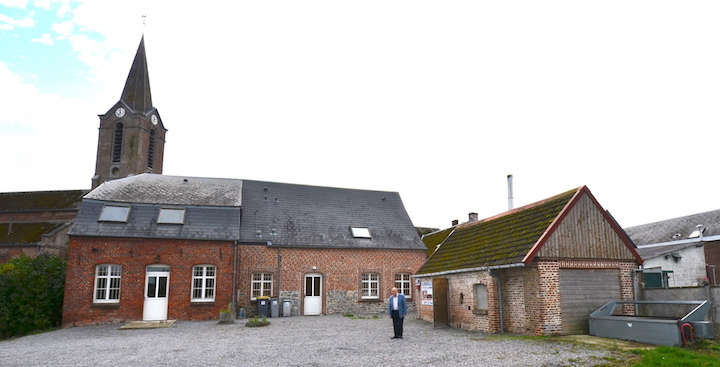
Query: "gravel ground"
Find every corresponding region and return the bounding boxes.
[0,315,610,367]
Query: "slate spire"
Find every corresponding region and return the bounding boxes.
[120,36,153,114]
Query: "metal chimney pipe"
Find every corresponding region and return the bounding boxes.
[507,174,514,210]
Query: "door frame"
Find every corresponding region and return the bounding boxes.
[142,265,170,321]
[303,273,323,315]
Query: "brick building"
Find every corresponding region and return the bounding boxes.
[0,190,87,263]
[415,186,642,335]
[63,174,426,326]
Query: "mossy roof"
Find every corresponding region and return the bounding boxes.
[0,222,66,245]
[417,188,579,275]
[0,190,88,212]
[421,227,454,257]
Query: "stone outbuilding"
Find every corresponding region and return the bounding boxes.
[415,186,642,335]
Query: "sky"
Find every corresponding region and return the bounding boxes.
[2,1,720,230]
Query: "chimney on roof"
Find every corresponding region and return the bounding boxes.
[469,212,478,222]
[452,219,459,226]
[507,174,514,210]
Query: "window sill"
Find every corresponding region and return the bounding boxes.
[190,301,215,307]
[472,309,488,316]
[91,303,120,309]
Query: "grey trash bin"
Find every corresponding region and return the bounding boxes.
[270,298,280,318]
[282,299,291,317]
[257,296,269,318]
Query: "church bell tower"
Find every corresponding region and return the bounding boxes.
[92,36,167,189]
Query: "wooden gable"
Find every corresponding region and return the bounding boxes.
[526,187,641,263]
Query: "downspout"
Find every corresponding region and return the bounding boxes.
[232,241,238,313]
[276,244,282,298]
[491,270,505,333]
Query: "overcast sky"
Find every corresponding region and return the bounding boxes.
[2,1,720,230]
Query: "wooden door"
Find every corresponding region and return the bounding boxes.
[432,277,449,327]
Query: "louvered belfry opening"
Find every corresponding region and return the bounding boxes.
[147,129,156,171]
[112,122,124,163]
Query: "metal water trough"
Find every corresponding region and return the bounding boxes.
[589,300,715,346]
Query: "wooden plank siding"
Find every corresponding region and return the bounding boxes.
[538,193,635,260]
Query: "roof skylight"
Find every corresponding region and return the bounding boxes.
[351,227,371,238]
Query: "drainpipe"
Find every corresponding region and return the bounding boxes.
[491,270,505,333]
[232,241,238,313]
[275,243,282,298]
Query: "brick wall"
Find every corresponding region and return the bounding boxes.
[237,245,426,317]
[416,258,638,336]
[63,237,427,326]
[63,237,235,327]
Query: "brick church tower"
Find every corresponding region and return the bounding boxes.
[92,36,167,189]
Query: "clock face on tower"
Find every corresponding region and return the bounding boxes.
[151,115,158,125]
[115,107,125,117]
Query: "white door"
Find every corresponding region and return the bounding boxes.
[143,265,170,321]
[304,273,322,315]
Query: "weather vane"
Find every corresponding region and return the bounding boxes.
[142,14,146,27]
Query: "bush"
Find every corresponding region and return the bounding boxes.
[0,254,66,338]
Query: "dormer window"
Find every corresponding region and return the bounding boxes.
[99,205,131,222]
[351,227,371,238]
[157,208,186,224]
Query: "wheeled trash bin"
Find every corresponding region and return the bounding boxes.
[257,296,270,318]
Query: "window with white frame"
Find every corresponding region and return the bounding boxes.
[99,205,130,222]
[361,273,379,299]
[94,264,121,303]
[395,273,411,297]
[251,273,273,299]
[474,283,488,310]
[191,265,216,302]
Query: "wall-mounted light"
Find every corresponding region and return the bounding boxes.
[155,255,160,263]
[312,266,317,270]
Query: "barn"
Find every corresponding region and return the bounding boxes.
[415,186,642,335]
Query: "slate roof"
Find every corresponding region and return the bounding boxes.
[417,188,579,275]
[72,174,425,250]
[240,180,424,250]
[86,174,242,206]
[120,36,153,115]
[0,190,88,212]
[624,209,720,246]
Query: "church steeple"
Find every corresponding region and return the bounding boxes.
[92,36,167,189]
[120,36,153,114]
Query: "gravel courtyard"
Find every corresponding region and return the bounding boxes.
[1,314,611,367]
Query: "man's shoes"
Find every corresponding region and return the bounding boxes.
[391,336,399,339]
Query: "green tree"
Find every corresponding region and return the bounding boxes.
[0,254,66,338]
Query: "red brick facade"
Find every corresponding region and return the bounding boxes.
[63,237,236,327]
[63,236,427,327]
[417,259,637,336]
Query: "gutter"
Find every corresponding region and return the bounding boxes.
[412,262,525,278]
[636,235,720,249]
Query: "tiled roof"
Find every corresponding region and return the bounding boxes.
[0,222,66,245]
[417,188,578,275]
[0,190,88,212]
[421,227,454,257]
[636,242,703,261]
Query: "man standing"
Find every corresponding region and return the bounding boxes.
[388,287,407,339]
